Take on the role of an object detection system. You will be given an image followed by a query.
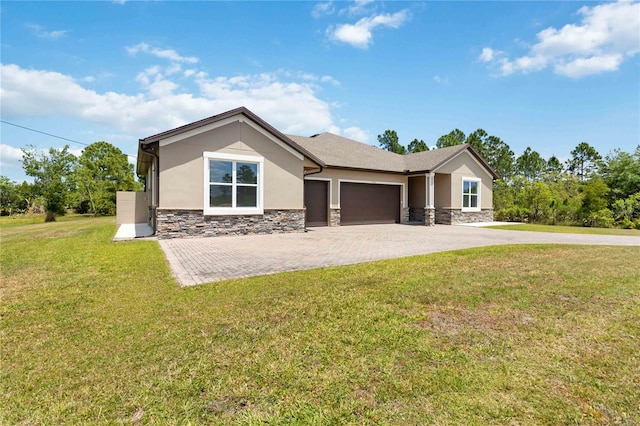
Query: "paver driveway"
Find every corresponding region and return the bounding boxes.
[159,224,639,286]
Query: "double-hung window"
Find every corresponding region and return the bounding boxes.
[462,178,481,211]
[204,152,263,215]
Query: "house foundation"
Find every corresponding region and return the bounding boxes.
[401,207,410,224]
[156,209,305,239]
[425,207,436,226]
[409,207,425,223]
[435,208,494,225]
[329,208,341,226]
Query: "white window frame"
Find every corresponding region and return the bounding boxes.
[203,152,264,215]
[461,177,481,211]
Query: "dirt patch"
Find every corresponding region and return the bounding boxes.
[411,304,536,336]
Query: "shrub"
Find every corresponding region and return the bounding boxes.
[496,206,530,222]
[583,208,614,228]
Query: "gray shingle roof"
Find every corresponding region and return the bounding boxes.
[136,106,497,179]
[288,133,405,173]
[288,132,498,178]
[402,143,469,172]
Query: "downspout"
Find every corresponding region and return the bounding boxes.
[302,165,324,232]
[139,143,159,237]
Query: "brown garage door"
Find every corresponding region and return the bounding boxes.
[304,180,328,227]
[340,182,400,225]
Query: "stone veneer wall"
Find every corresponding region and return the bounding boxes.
[156,209,305,239]
[409,207,425,223]
[329,208,341,227]
[435,208,494,225]
[425,208,435,226]
[401,207,410,224]
[409,207,435,226]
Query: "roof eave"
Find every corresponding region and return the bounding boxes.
[322,164,408,175]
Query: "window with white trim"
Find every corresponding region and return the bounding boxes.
[204,152,263,215]
[462,178,481,211]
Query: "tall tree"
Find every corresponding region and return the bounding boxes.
[17,181,41,213]
[0,176,24,216]
[465,128,488,154]
[523,181,553,223]
[545,155,564,178]
[515,147,546,181]
[377,130,406,154]
[567,142,601,181]
[407,138,429,153]
[466,129,514,179]
[436,129,466,148]
[21,145,77,222]
[580,177,611,226]
[600,146,640,202]
[75,141,138,216]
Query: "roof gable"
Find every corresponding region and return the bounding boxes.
[137,107,324,171]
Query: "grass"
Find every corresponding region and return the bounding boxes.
[489,222,640,236]
[2,217,639,425]
[0,213,97,228]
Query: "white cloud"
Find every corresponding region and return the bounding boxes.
[329,9,409,49]
[433,75,448,84]
[555,54,624,78]
[0,144,26,177]
[342,0,376,17]
[480,0,640,78]
[1,144,24,161]
[313,0,375,18]
[0,63,349,139]
[312,1,335,18]
[27,24,69,39]
[320,75,340,86]
[126,42,199,64]
[478,47,496,62]
[343,126,370,143]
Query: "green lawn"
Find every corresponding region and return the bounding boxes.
[489,222,640,236]
[2,217,639,425]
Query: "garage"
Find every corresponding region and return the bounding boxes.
[340,182,400,225]
[304,180,328,227]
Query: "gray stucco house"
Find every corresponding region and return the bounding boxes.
[118,107,499,238]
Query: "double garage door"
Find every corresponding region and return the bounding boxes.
[304,181,400,227]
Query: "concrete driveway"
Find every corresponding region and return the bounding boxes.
[159,224,639,286]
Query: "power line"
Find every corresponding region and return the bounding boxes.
[0,119,137,159]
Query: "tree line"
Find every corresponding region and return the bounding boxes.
[378,129,640,229]
[0,141,140,221]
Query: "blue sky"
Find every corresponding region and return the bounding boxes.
[1,0,639,183]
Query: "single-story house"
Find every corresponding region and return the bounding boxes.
[124,106,499,238]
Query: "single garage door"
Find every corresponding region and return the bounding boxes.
[304,180,328,227]
[340,182,400,225]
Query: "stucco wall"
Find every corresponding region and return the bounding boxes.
[309,168,408,209]
[434,174,451,208]
[433,151,493,209]
[158,121,305,211]
[116,191,148,224]
[408,175,426,208]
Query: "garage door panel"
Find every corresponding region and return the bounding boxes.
[340,182,400,225]
[304,180,328,227]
